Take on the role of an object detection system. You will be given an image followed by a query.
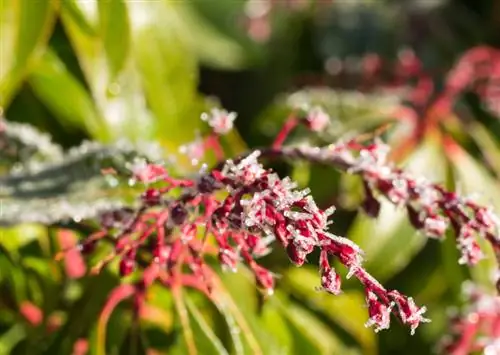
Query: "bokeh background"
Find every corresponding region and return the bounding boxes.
[2,0,500,354]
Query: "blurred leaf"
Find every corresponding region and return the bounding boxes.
[60,1,156,143]
[0,324,26,354]
[29,50,110,141]
[0,0,57,106]
[47,272,120,355]
[214,270,287,355]
[174,3,249,70]
[184,295,229,355]
[274,291,347,355]
[60,0,97,36]
[0,245,28,307]
[0,119,63,173]
[127,0,202,149]
[284,267,376,355]
[97,0,130,81]
[348,137,446,281]
[0,139,159,226]
[291,161,311,187]
[0,224,46,253]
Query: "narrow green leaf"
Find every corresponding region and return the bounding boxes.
[185,295,229,355]
[97,0,130,80]
[60,1,158,143]
[284,267,377,355]
[60,0,97,36]
[29,50,109,141]
[0,324,26,354]
[0,0,57,106]
[274,292,346,355]
[127,0,201,148]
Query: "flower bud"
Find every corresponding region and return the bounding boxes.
[170,204,187,225]
[252,265,274,295]
[141,188,161,206]
[321,266,342,295]
[119,258,135,276]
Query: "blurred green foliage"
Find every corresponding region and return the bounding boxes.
[2,0,500,354]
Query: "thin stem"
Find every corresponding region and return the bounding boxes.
[272,115,299,149]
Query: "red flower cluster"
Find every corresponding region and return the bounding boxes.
[58,106,500,337]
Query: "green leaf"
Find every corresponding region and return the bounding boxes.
[214,269,287,355]
[60,1,156,142]
[127,0,202,148]
[284,267,376,355]
[0,324,26,354]
[348,138,447,281]
[60,0,97,36]
[274,292,347,355]
[97,0,130,80]
[0,0,57,106]
[173,2,248,70]
[0,119,63,173]
[185,295,229,355]
[29,50,110,141]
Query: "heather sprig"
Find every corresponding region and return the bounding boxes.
[58,106,500,337]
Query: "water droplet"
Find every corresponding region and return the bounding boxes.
[107,82,121,97]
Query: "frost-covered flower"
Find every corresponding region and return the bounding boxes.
[305,106,330,132]
[179,137,205,165]
[201,108,237,135]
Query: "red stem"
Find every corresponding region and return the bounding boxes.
[272,115,299,149]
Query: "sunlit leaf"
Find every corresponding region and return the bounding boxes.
[0,324,26,354]
[185,295,229,355]
[29,50,110,141]
[284,267,376,355]
[0,0,57,106]
[127,0,202,148]
[97,0,130,81]
[274,292,347,355]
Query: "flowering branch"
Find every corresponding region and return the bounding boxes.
[58,106,500,339]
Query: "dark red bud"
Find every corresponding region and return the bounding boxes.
[407,205,424,229]
[119,258,135,276]
[141,188,161,206]
[198,174,218,193]
[287,243,306,266]
[362,194,381,218]
[170,204,187,225]
[253,265,274,295]
[78,240,97,254]
[321,267,342,295]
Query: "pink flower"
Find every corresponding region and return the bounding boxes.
[201,108,237,135]
[179,138,205,165]
[305,106,330,132]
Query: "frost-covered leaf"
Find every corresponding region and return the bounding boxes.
[0,128,163,226]
[0,119,63,173]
